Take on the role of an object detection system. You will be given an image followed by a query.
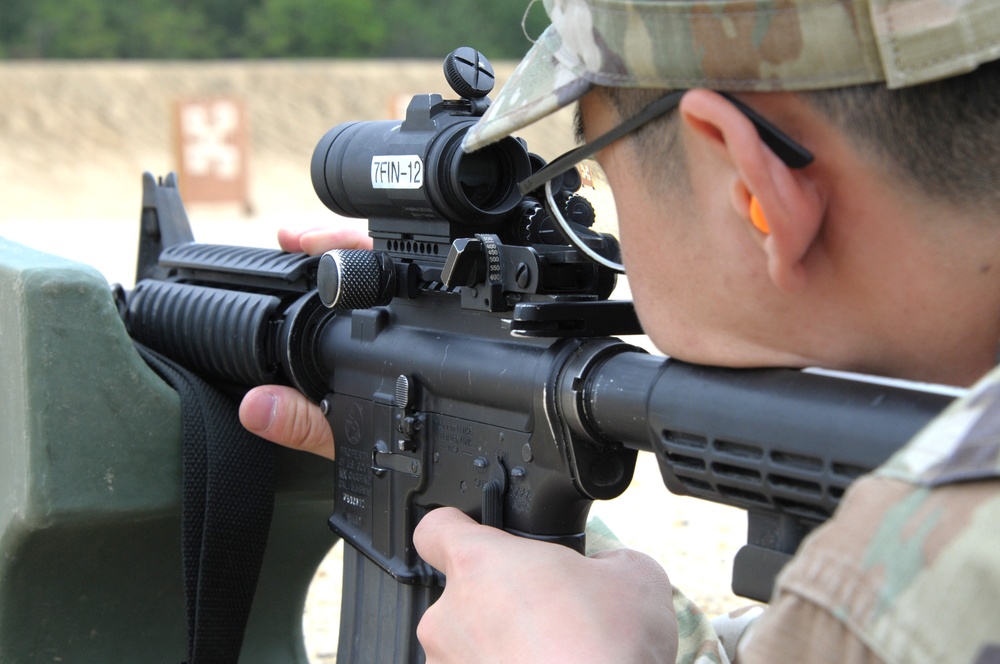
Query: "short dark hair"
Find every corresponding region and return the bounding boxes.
[594,59,1000,210]
[806,59,1000,211]
[589,86,687,188]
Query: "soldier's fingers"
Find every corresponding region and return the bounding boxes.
[412,507,492,574]
[277,226,372,254]
[239,385,335,461]
[299,226,372,254]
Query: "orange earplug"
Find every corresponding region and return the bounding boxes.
[749,196,770,234]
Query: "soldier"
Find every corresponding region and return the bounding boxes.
[240,0,1000,661]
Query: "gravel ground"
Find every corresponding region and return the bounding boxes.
[1,60,749,662]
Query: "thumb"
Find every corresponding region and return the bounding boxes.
[413,507,506,574]
[239,385,335,461]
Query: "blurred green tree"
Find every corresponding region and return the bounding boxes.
[12,0,119,58]
[0,0,548,59]
[244,0,387,57]
[381,0,547,59]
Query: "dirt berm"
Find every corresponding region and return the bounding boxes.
[1,60,571,223]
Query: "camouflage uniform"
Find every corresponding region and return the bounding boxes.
[736,367,1000,663]
[467,1,1000,662]
[586,515,750,663]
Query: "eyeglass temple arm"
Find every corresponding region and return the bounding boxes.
[719,92,814,169]
[517,91,687,196]
[517,89,813,196]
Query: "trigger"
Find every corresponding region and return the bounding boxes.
[480,457,508,529]
[481,480,503,528]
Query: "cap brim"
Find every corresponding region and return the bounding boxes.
[462,25,593,153]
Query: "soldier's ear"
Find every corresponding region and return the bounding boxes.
[680,89,825,292]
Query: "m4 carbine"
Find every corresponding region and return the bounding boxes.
[121,48,956,664]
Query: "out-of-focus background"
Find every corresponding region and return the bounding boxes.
[0,2,748,660]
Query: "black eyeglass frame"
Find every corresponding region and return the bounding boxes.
[518,89,814,197]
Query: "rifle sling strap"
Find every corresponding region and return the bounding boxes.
[136,343,276,664]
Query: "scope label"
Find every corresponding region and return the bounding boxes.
[371,155,423,189]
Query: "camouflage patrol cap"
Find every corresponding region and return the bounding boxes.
[463,0,1000,152]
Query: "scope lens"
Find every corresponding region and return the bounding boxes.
[443,133,529,220]
[457,145,512,211]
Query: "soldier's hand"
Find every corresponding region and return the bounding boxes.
[240,385,335,460]
[238,223,372,460]
[414,507,678,664]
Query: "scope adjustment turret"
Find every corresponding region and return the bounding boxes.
[443,47,495,100]
[318,250,396,310]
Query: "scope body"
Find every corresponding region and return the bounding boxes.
[311,94,533,268]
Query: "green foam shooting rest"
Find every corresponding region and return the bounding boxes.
[0,237,338,663]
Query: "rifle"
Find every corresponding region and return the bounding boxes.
[120,48,958,663]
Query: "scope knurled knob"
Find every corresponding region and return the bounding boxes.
[443,47,495,99]
[318,250,395,310]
